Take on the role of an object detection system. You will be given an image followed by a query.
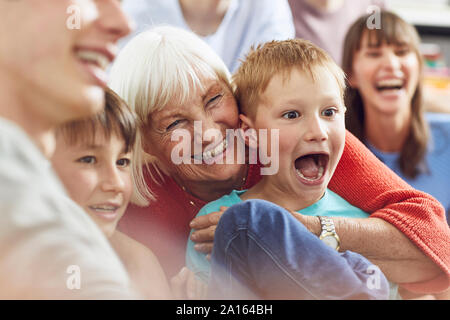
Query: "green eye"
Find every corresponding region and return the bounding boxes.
[282,111,300,119]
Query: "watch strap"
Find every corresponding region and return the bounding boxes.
[318,216,340,250]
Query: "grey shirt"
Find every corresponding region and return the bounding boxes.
[0,118,136,299]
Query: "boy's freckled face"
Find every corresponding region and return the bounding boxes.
[51,132,133,238]
[249,67,346,202]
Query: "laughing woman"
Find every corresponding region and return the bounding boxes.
[342,11,450,223]
[109,26,450,295]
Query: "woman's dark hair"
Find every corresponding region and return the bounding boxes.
[56,87,137,153]
[342,10,429,178]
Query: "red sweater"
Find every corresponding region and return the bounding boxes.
[119,130,450,292]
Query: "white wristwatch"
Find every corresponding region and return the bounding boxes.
[318,216,340,251]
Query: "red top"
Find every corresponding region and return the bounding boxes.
[119,130,450,292]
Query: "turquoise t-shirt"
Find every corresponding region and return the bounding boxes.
[186,188,400,299]
[186,188,369,282]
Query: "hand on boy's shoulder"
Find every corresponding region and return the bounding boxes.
[110,231,172,299]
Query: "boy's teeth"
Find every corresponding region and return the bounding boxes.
[76,50,109,70]
[296,166,324,181]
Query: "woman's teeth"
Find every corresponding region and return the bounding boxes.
[296,166,324,181]
[376,78,404,90]
[76,50,110,70]
[194,139,228,161]
[89,205,118,212]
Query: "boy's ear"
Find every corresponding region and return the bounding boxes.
[239,113,252,130]
[239,114,258,148]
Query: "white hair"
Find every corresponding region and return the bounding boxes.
[109,25,231,205]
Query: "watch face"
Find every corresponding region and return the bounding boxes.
[322,235,338,250]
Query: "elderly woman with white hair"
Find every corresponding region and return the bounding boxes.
[109,26,450,294]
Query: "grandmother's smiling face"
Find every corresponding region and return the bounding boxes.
[143,76,247,187]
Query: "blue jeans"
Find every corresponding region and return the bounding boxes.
[208,199,389,300]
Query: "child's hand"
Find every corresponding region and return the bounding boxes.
[189,206,228,254]
[170,267,207,300]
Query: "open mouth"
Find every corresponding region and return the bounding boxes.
[74,48,112,86]
[76,50,110,70]
[88,204,120,221]
[375,78,405,92]
[295,153,329,183]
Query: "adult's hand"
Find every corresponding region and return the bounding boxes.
[189,206,228,255]
[170,267,207,300]
[290,210,443,287]
[289,211,321,235]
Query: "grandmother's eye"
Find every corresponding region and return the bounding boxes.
[207,94,223,106]
[166,119,183,131]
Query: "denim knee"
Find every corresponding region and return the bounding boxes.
[217,199,306,235]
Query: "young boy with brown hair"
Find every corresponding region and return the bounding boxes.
[51,88,176,299]
[53,88,208,300]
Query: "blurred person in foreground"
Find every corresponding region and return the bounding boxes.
[0,0,137,299]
